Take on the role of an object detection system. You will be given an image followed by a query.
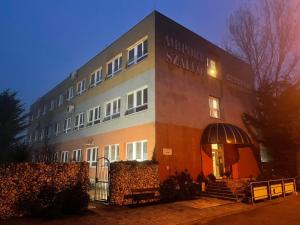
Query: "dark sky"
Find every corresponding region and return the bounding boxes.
[0,0,243,110]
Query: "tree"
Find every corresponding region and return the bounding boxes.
[226,0,300,177]
[0,89,28,163]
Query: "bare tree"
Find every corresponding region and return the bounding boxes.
[226,0,300,89]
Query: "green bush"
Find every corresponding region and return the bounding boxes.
[17,182,89,218]
[159,170,199,202]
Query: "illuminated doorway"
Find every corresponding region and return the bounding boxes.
[211,144,224,179]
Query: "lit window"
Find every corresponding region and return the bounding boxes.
[74,112,85,130]
[125,86,148,115]
[66,86,74,101]
[87,147,97,167]
[104,98,121,121]
[126,140,147,161]
[58,94,64,107]
[61,151,69,163]
[72,149,82,162]
[87,106,101,126]
[63,117,72,133]
[207,58,217,78]
[127,38,148,66]
[107,54,122,78]
[209,96,220,118]
[77,79,86,95]
[104,144,119,162]
[90,68,103,87]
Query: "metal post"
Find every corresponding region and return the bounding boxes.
[282,179,285,197]
[250,182,254,205]
[268,181,272,200]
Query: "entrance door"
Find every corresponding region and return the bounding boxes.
[211,144,224,179]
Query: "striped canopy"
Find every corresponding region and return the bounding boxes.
[201,123,252,146]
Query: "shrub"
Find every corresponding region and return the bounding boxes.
[160,170,199,202]
[17,182,89,218]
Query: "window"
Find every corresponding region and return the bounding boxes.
[77,79,86,95]
[42,104,47,115]
[87,106,101,126]
[58,94,64,107]
[126,86,148,115]
[66,86,74,101]
[55,122,60,136]
[126,140,147,161]
[47,126,52,138]
[37,108,41,118]
[34,131,39,142]
[104,98,121,121]
[207,58,217,78]
[128,38,148,66]
[72,149,82,162]
[107,54,122,78]
[27,134,32,144]
[50,100,55,111]
[209,96,220,119]
[104,144,119,162]
[40,129,45,141]
[90,68,103,87]
[63,118,72,133]
[53,152,59,162]
[61,151,69,163]
[87,147,97,167]
[74,112,85,130]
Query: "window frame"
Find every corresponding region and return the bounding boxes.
[104,144,119,162]
[66,86,74,101]
[207,58,218,78]
[106,54,122,78]
[77,79,86,95]
[125,86,148,115]
[126,140,148,161]
[209,96,220,119]
[86,147,97,167]
[87,105,101,126]
[72,149,82,162]
[61,151,69,163]
[58,94,64,107]
[90,67,103,87]
[74,112,85,130]
[103,97,121,121]
[127,37,148,67]
[63,117,72,133]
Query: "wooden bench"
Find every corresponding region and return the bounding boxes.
[124,188,159,204]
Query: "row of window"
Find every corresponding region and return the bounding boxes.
[31,38,149,121]
[35,140,148,167]
[28,86,149,143]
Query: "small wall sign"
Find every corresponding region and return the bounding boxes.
[163,148,173,156]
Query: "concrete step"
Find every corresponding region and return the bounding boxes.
[201,192,238,201]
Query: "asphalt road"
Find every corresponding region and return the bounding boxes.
[201,194,300,225]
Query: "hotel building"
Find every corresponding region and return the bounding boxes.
[27,11,260,180]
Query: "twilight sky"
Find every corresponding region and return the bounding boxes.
[0,0,244,110]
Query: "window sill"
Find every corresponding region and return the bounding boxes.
[125,104,148,116]
[127,54,148,68]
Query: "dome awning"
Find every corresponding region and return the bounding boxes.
[201,123,252,146]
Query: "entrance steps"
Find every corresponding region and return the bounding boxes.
[202,180,245,201]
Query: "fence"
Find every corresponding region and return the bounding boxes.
[250,178,297,204]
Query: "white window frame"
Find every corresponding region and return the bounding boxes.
[66,86,74,101]
[55,122,60,136]
[107,54,122,78]
[42,104,47,115]
[90,67,103,87]
[126,86,148,115]
[58,94,64,107]
[87,147,97,167]
[209,96,220,119]
[207,58,217,78]
[50,99,55,111]
[127,37,148,66]
[74,112,85,130]
[63,117,72,133]
[61,151,69,163]
[53,152,59,162]
[72,149,82,162]
[104,97,121,121]
[77,79,86,95]
[104,144,119,162]
[87,105,101,126]
[126,140,148,161]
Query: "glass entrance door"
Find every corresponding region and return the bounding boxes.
[211,144,224,179]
